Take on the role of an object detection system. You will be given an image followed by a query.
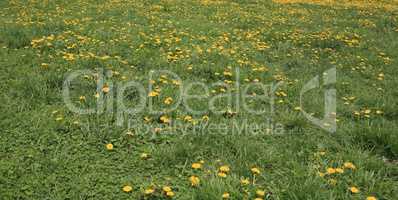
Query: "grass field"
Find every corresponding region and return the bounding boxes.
[1,0,398,199]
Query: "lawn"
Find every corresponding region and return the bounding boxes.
[0,0,397,199]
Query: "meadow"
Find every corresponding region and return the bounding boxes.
[0,0,397,199]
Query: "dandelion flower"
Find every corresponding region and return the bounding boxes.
[219,165,230,173]
[143,116,152,123]
[240,178,250,185]
[162,186,172,192]
[122,185,132,193]
[164,97,173,105]
[41,63,49,68]
[106,143,113,150]
[184,115,193,122]
[218,172,227,178]
[148,91,159,97]
[144,188,155,195]
[344,162,356,170]
[256,190,265,197]
[326,168,336,174]
[251,167,261,175]
[189,175,200,186]
[222,192,230,199]
[366,196,377,200]
[166,191,175,197]
[160,115,171,124]
[335,168,344,174]
[350,186,360,194]
[102,85,110,93]
[140,153,149,159]
[191,163,202,169]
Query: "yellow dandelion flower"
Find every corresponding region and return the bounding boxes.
[189,175,200,186]
[256,190,265,197]
[164,97,173,105]
[148,91,159,97]
[160,115,171,124]
[335,168,344,174]
[191,163,202,169]
[140,153,149,159]
[106,143,113,150]
[343,162,356,170]
[144,116,152,123]
[219,165,230,173]
[222,192,230,199]
[144,188,155,195]
[240,178,250,185]
[350,186,360,194]
[172,80,181,85]
[166,191,175,197]
[102,85,110,93]
[251,167,261,175]
[79,96,86,101]
[326,168,336,174]
[366,196,377,200]
[122,185,133,193]
[223,71,232,76]
[41,63,49,68]
[163,186,172,192]
[218,172,227,178]
[184,115,193,122]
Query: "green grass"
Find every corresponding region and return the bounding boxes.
[1,0,397,199]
